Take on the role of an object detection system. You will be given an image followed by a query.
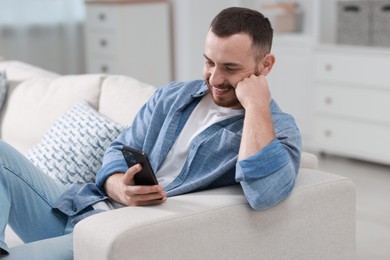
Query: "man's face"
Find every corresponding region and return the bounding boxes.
[203,30,260,109]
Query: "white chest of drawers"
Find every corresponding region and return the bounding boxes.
[84,0,172,86]
[313,45,390,165]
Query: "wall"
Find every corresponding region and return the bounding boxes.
[170,0,242,81]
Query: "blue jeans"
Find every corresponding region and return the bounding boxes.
[0,141,73,259]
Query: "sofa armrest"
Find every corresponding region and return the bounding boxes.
[74,169,355,260]
[301,151,318,169]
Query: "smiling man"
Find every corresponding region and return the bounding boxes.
[0,7,301,258]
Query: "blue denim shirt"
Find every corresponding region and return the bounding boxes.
[54,80,301,218]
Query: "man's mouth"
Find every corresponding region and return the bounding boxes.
[212,86,230,95]
[215,86,229,90]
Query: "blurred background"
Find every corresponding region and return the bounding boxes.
[1,0,389,259]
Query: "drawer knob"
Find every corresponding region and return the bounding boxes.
[101,65,109,73]
[325,96,333,105]
[98,13,106,21]
[325,64,332,71]
[324,130,332,137]
[100,39,107,47]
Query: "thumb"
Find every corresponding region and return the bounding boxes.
[123,164,142,186]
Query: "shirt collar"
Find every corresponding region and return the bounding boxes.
[192,82,209,98]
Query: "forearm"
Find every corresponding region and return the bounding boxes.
[236,107,302,210]
[104,172,125,202]
[238,104,275,160]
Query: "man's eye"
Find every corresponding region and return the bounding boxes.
[205,60,214,66]
[225,66,236,72]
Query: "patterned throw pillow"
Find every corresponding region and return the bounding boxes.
[0,70,7,111]
[27,101,125,185]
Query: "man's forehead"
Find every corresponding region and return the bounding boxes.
[203,53,242,67]
[204,32,253,64]
[206,30,252,45]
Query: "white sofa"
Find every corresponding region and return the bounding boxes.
[0,61,356,259]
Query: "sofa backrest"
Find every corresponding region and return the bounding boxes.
[98,75,157,126]
[0,61,156,154]
[2,75,106,153]
[0,60,318,170]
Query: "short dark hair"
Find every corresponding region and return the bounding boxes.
[210,7,273,60]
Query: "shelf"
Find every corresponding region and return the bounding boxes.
[315,43,390,56]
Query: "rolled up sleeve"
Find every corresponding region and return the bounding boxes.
[236,125,301,210]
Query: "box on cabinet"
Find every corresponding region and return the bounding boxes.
[336,0,390,47]
[372,1,390,47]
[336,0,371,46]
[260,3,303,33]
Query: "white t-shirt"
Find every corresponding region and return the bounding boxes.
[94,93,244,211]
[156,93,244,187]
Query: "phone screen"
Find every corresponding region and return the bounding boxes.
[121,146,159,186]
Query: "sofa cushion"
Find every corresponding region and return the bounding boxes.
[0,70,6,111]
[98,75,157,126]
[1,74,105,154]
[0,60,58,82]
[0,61,59,140]
[26,101,125,185]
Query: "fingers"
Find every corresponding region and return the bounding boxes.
[122,163,141,186]
[106,164,167,206]
[128,186,167,206]
[123,185,167,206]
[235,74,270,109]
[121,165,167,206]
[236,74,267,92]
[241,74,266,85]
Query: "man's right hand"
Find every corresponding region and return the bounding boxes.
[104,164,167,206]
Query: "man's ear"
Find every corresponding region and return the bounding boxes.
[259,54,275,76]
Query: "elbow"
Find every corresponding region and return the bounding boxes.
[243,172,296,211]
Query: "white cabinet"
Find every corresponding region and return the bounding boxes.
[84,0,172,87]
[313,45,390,164]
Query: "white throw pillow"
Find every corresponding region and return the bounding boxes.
[26,101,125,185]
[0,70,6,111]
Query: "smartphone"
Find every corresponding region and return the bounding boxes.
[121,146,159,186]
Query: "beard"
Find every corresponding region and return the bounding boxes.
[204,65,259,109]
[206,82,242,108]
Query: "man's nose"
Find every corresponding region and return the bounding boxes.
[209,68,225,86]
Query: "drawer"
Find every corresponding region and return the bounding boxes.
[315,116,390,164]
[316,85,390,123]
[314,50,390,89]
[86,4,119,31]
[87,32,118,54]
[86,57,120,74]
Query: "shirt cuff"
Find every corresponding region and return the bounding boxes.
[236,139,290,181]
[95,159,128,194]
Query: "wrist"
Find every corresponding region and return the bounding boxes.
[244,101,270,115]
[104,173,123,196]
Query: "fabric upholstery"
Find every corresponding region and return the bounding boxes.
[1,74,104,154]
[0,60,58,82]
[0,70,6,111]
[26,101,124,185]
[74,169,356,260]
[98,75,157,126]
[0,60,356,259]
